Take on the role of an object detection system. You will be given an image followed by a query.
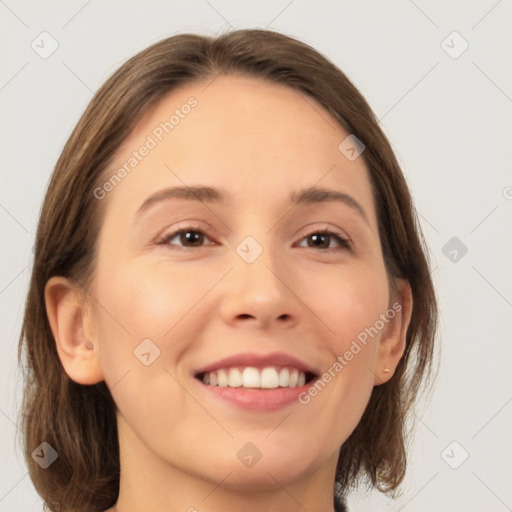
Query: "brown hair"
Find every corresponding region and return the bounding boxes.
[18,28,438,511]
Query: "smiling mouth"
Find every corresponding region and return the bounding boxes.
[195,366,318,390]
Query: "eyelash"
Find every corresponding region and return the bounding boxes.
[156,225,351,252]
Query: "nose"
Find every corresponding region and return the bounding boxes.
[219,238,299,330]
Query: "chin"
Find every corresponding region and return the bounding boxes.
[202,456,314,492]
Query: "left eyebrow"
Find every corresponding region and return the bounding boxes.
[289,186,370,226]
[134,184,370,226]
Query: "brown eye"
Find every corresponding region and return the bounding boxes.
[158,227,214,248]
[298,229,351,251]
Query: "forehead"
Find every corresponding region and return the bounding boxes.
[103,74,377,227]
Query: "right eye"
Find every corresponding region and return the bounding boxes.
[156,226,216,249]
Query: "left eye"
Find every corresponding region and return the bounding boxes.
[296,229,351,251]
[157,227,350,251]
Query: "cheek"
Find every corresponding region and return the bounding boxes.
[90,261,196,428]
[93,259,201,342]
[90,256,226,397]
[297,263,389,411]
[89,260,169,382]
[301,261,389,347]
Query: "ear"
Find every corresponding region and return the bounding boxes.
[373,279,413,386]
[44,276,105,385]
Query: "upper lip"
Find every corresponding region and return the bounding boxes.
[193,351,321,377]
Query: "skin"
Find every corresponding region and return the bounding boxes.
[45,75,412,512]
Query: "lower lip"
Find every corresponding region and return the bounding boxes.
[195,379,316,411]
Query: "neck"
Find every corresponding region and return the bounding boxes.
[109,414,339,512]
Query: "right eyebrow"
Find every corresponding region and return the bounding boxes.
[136,185,225,215]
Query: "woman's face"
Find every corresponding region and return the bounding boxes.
[83,75,404,490]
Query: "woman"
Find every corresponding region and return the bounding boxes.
[18,28,438,512]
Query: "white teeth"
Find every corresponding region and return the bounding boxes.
[278,367,289,387]
[289,368,298,387]
[201,366,309,389]
[242,367,261,388]
[217,369,229,387]
[261,367,279,389]
[228,368,243,387]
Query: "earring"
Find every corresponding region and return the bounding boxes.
[86,341,94,350]
[383,368,390,373]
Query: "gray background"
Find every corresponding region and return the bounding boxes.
[1,1,511,510]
